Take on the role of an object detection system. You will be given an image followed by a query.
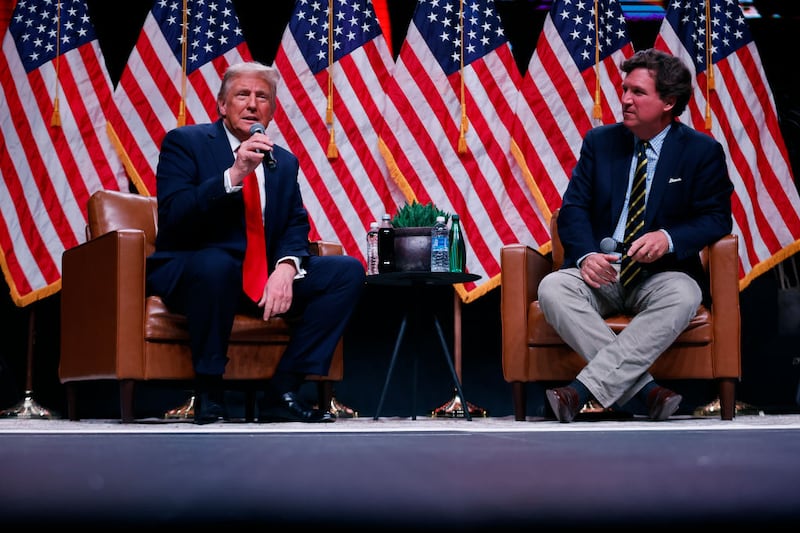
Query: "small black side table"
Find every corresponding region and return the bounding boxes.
[365,271,480,420]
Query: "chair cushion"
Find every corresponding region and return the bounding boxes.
[144,296,291,343]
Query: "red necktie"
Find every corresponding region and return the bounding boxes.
[242,171,268,302]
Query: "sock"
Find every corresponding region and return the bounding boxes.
[569,379,591,406]
[195,373,224,402]
[637,380,659,406]
[266,371,304,401]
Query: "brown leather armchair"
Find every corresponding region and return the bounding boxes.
[500,209,741,421]
[59,190,345,422]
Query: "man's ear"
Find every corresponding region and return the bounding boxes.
[662,96,676,112]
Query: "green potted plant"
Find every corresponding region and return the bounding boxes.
[390,201,450,272]
[391,200,450,228]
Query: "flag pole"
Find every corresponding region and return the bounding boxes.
[0,305,57,419]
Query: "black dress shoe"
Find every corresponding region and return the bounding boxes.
[194,392,226,425]
[259,392,335,423]
[647,386,682,421]
[546,386,581,423]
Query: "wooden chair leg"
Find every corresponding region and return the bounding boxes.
[718,378,736,421]
[512,381,526,421]
[119,379,135,424]
[65,383,79,421]
[317,381,333,413]
[244,389,256,422]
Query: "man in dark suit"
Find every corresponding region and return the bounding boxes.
[538,48,734,423]
[147,61,365,424]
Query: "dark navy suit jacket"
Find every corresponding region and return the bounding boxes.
[557,121,734,301]
[146,120,310,296]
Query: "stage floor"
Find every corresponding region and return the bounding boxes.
[2,413,799,529]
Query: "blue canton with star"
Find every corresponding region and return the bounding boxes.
[551,0,630,72]
[153,0,246,74]
[413,0,508,76]
[290,0,382,75]
[10,0,97,73]
[665,0,751,73]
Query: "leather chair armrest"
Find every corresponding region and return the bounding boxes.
[59,229,147,382]
[310,240,343,256]
[707,234,741,378]
[500,244,553,380]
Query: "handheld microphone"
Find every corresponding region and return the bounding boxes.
[600,237,629,254]
[248,123,277,170]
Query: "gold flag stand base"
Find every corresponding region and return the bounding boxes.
[0,391,57,419]
[431,390,488,418]
[164,395,359,419]
[693,397,762,417]
[327,397,358,418]
[164,395,195,419]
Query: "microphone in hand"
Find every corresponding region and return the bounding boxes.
[248,122,277,170]
[600,237,629,254]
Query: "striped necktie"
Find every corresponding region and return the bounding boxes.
[242,171,268,302]
[620,141,649,288]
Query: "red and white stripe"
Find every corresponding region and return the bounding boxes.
[270,0,405,266]
[656,11,800,289]
[511,1,634,224]
[109,3,252,196]
[0,1,128,306]
[380,6,550,302]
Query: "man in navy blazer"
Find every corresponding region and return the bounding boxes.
[147,62,365,424]
[538,49,734,423]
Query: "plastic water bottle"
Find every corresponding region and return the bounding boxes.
[430,216,449,272]
[377,214,395,273]
[449,214,466,273]
[366,221,379,275]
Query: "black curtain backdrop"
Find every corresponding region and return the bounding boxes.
[1,1,799,417]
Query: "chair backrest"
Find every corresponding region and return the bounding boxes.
[86,190,158,256]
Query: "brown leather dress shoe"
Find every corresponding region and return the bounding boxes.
[546,386,581,423]
[647,386,683,421]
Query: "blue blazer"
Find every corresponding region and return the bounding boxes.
[147,120,310,295]
[558,121,734,297]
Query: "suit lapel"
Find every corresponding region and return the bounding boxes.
[645,123,683,227]
[611,127,635,223]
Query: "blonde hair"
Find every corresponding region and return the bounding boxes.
[216,61,280,114]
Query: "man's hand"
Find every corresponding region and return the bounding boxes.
[627,230,668,264]
[258,261,296,319]
[579,253,620,288]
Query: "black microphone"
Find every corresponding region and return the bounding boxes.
[600,237,629,254]
[248,122,277,170]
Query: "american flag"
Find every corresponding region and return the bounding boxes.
[511,0,634,228]
[108,0,252,196]
[0,0,128,306]
[379,0,550,302]
[655,0,800,289]
[269,0,404,266]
